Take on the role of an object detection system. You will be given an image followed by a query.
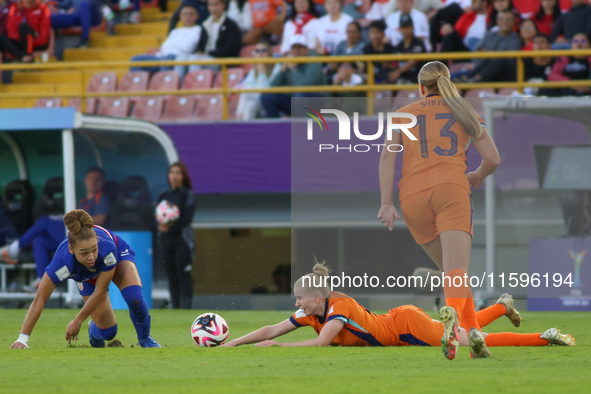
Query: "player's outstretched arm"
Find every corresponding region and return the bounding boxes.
[10,273,56,349]
[65,268,115,344]
[222,319,297,347]
[378,131,402,231]
[467,126,501,189]
[256,319,345,347]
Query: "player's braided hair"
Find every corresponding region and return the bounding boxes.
[293,259,332,298]
[418,61,483,139]
[64,209,95,246]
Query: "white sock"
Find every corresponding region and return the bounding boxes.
[8,241,19,259]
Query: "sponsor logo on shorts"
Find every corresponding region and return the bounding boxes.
[77,282,84,291]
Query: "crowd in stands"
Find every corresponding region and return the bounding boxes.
[2,0,591,118]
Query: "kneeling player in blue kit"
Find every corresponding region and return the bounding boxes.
[10,209,161,349]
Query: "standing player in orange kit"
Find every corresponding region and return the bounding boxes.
[377,61,502,360]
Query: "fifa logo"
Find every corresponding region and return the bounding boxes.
[569,249,586,289]
[304,108,418,153]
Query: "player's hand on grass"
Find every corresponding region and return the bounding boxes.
[255,340,281,347]
[10,341,28,349]
[377,205,401,231]
[66,320,82,344]
[467,171,484,189]
[220,340,237,347]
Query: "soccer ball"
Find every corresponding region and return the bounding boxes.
[155,200,180,225]
[191,313,229,347]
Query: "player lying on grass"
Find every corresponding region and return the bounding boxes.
[222,263,575,353]
[10,209,161,349]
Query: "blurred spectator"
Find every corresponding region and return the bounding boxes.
[260,34,326,117]
[130,5,207,74]
[386,0,431,52]
[242,0,286,45]
[0,0,13,36]
[364,0,396,25]
[362,20,397,83]
[157,162,197,310]
[168,0,210,33]
[332,61,363,90]
[551,0,591,44]
[333,20,364,55]
[533,0,561,37]
[488,0,522,30]
[520,18,538,49]
[458,10,521,82]
[227,0,251,33]
[279,0,319,54]
[548,32,591,96]
[392,14,426,83]
[428,0,469,50]
[3,0,50,61]
[524,33,558,95]
[236,42,278,119]
[0,167,109,291]
[111,0,142,24]
[441,0,489,53]
[312,0,353,55]
[50,0,102,48]
[177,0,242,78]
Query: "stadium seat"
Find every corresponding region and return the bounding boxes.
[3,180,36,236]
[108,175,155,231]
[119,71,150,103]
[228,94,240,120]
[146,47,161,55]
[396,90,419,98]
[32,177,64,220]
[193,94,223,121]
[86,71,118,114]
[34,98,62,108]
[149,71,180,99]
[181,70,215,96]
[97,97,130,118]
[66,98,82,112]
[463,89,495,117]
[161,95,197,121]
[239,45,256,73]
[373,91,393,113]
[131,96,164,121]
[103,180,119,204]
[213,68,246,89]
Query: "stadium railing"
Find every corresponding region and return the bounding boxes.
[2,49,591,119]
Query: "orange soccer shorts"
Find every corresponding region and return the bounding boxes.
[400,183,473,245]
[387,305,444,347]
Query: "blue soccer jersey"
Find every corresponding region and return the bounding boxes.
[45,226,120,285]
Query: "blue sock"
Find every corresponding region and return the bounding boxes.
[121,285,151,340]
[90,322,117,340]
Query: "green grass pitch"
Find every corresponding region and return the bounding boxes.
[1,309,590,394]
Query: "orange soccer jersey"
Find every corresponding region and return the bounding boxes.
[289,292,443,347]
[393,94,486,202]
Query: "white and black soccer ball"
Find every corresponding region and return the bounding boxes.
[191,313,229,347]
[155,200,180,225]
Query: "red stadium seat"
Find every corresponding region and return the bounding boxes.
[97,97,130,118]
[213,68,246,89]
[119,71,150,103]
[497,88,519,96]
[228,94,240,120]
[131,96,164,121]
[239,45,256,73]
[146,47,161,55]
[181,70,215,95]
[66,98,81,111]
[60,17,107,36]
[34,98,62,108]
[149,71,180,92]
[161,95,197,121]
[86,71,118,114]
[192,94,223,121]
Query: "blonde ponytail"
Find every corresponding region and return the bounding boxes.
[294,260,332,298]
[64,209,95,246]
[418,61,483,139]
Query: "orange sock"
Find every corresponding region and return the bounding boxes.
[443,268,468,323]
[485,333,547,347]
[476,303,507,328]
[460,288,481,332]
